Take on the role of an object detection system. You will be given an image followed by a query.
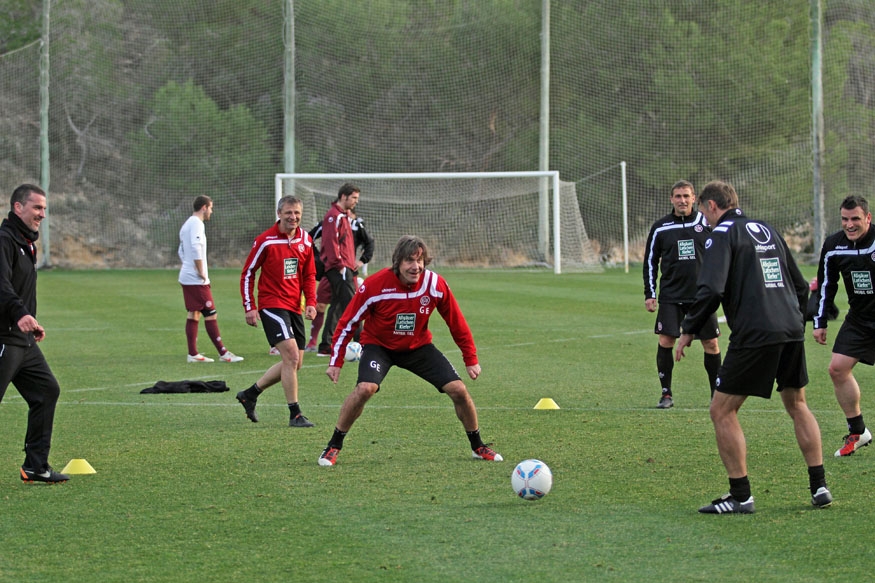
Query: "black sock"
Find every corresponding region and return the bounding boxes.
[288,402,302,417]
[728,476,751,501]
[656,346,673,395]
[847,415,866,435]
[466,429,484,449]
[328,428,347,449]
[704,352,721,397]
[807,465,827,494]
[244,384,260,400]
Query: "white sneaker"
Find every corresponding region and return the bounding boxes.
[220,351,244,363]
[187,353,214,363]
[268,346,280,356]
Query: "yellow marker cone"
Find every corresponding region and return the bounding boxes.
[61,459,96,475]
[534,398,560,410]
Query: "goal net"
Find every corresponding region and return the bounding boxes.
[277,172,602,274]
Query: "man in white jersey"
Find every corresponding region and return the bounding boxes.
[178,195,243,363]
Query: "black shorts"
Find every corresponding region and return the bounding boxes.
[715,341,808,399]
[656,303,720,340]
[355,343,462,392]
[833,317,875,366]
[259,308,306,350]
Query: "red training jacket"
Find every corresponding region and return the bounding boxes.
[240,223,316,313]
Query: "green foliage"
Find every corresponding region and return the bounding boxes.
[0,267,871,581]
[130,79,274,255]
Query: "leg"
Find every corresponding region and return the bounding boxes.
[442,380,479,432]
[186,311,201,356]
[335,382,379,432]
[308,303,327,348]
[709,391,748,478]
[828,353,862,418]
[656,334,675,407]
[320,269,355,353]
[700,337,721,398]
[12,347,61,471]
[203,314,228,356]
[780,387,823,467]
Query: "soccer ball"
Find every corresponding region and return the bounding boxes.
[511,459,553,500]
[345,341,362,362]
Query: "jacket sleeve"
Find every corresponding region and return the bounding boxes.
[813,240,838,329]
[436,279,478,367]
[643,224,660,300]
[781,235,809,324]
[320,210,343,271]
[0,236,29,324]
[355,219,375,265]
[240,239,263,312]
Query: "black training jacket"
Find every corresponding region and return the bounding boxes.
[681,208,808,348]
[643,211,710,303]
[813,226,875,330]
[0,215,39,347]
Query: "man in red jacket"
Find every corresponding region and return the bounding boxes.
[236,195,318,427]
[317,183,362,356]
[317,235,503,466]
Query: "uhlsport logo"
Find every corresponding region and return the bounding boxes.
[746,222,777,252]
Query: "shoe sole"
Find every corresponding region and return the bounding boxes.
[19,468,68,484]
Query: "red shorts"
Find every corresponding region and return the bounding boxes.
[181,284,216,314]
[316,277,332,304]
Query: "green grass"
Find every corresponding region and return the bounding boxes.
[0,267,872,582]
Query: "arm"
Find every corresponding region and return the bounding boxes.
[436,280,478,368]
[643,224,660,304]
[240,240,263,325]
[354,218,375,266]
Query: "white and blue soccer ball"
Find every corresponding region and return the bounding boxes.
[344,341,363,362]
[511,459,553,500]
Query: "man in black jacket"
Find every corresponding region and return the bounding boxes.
[0,184,68,483]
[643,180,721,408]
[812,195,875,457]
[676,180,831,513]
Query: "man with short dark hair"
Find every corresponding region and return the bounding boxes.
[677,180,832,513]
[178,195,243,363]
[317,183,362,356]
[0,184,68,483]
[643,180,721,408]
[813,195,875,457]
[316,235,502,467]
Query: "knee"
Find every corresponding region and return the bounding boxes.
[827,363,851,382]
[443,381,471,402]
[354,382,379,400]
[701,339,719,353]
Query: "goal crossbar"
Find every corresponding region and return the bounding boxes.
[275,171,564,273]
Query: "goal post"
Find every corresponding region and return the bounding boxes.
[275,171,602,274]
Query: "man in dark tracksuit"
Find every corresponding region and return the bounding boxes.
[812,195,875,457]
[643,180,720,409]
[0,184,68,483]
[677,180,831,513]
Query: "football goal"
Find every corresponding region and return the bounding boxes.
[275,172,602,274]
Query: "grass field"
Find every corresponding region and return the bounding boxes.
[1,267,872,582]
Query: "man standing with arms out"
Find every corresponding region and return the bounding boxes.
[644,180,721,408]
[676,180,831,513]
[237,196,317,427]
[316,235,502,467]
[0,184,68,483]
[178,195,243,363]
[317,183,362,356]
[813,195,874,456]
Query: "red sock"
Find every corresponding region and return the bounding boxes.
[186,319,199,355]
[205,319,227,355]
[309,312,325,346]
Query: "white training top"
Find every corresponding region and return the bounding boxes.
[178,215,209,285]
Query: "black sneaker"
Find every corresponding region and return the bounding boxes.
[657,395,674,409]
[235,390,259,423]
[698,493,755,514]
[20,466,69,484]
[811,486,833,508]
[289,414,314,428]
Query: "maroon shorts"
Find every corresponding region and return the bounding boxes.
[316,277,332,304]
[181,284,216,315]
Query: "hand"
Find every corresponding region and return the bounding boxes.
[466,364,481,380]
[244,310,260,327]
[326,365,341,383]
[17,315,44,341]
[813,328,827,345]
[645,298,657,312]
[304,305,317,321]
[675,333,694,362]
